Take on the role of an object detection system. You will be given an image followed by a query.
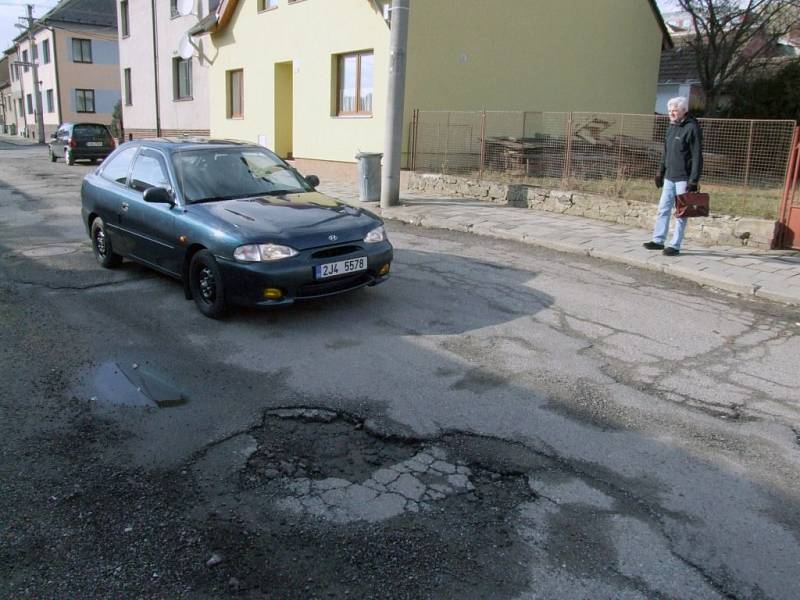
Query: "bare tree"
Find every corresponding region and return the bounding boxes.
[678,0,800,115]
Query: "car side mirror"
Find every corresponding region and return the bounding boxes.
[143,186,174,205]
[305,175,320,188]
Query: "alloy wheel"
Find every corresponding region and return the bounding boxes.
[94,228,107,258]
[198,266,216,304]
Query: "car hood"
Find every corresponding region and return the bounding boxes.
[186,191,382,250]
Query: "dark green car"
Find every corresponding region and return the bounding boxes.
[50,122,116,165]
[80,139,393,318]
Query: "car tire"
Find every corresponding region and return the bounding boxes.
[49,147,56,162]
[65,149,74,166]
[189,250,227,319]
[90,217,123,268]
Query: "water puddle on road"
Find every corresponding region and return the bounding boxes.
[80,361,187,408]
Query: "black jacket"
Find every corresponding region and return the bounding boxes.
[658,115,703,184]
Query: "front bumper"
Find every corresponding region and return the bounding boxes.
[216,241,393,307]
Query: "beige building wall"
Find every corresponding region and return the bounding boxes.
[405,0,663,115]
[119,0,211,138]
[118,0,157,133]
[14,30,61,137]
[6,50,27,135]
[54,28,121,127]
[208,0,390,162]
[207,0,663,165]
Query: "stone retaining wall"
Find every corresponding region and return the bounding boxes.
[408,173,776,249]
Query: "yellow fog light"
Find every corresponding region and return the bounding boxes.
[378,263,390,276]
[263,288,283,299]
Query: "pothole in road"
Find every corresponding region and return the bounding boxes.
[190,408,543,598]
[75,361,187,408]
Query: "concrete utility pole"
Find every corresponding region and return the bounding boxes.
[25,4,45,144]
[380,0,410,209]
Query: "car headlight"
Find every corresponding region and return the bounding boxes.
[363,226,387,243]
[234,243,299,262]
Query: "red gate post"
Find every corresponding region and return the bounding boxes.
[775,126,800,249]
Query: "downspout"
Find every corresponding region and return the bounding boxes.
[150,0,161,136]
[49,27,63,125]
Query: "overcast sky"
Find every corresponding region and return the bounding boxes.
[1,0,58,52]
[1,0,683,59]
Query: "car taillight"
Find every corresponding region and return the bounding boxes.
[68,138,77,148]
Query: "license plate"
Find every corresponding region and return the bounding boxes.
[86,141,102,146]
[315,257,367,279]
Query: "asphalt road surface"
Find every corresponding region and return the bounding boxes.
[1,140,799,600]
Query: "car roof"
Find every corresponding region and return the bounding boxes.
[61,122,111,128]
[131,138,259,154]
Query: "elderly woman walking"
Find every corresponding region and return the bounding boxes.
[643,96,703,256]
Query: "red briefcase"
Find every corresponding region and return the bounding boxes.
[675,191,710,218]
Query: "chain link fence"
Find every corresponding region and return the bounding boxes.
[408,110,797,218]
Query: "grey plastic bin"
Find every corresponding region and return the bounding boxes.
[355,152,382,202]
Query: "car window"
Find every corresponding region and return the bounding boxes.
[172,148,311,203]
[130,150,171,193]
[101,146,138,185]
[73,124,111,141]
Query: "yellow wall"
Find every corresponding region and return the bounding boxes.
[209,0,390,162]
[405,0,663,115]
[209,0,663,163]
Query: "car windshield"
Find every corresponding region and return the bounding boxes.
[172,148,312,204]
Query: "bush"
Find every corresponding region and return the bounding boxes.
[110,100,123,138]
[723,60,800,121]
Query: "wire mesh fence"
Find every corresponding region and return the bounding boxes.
[409,110,797,218]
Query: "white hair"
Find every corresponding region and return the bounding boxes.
[667,96,689,112]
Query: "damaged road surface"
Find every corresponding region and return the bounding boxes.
[2,140,800,599]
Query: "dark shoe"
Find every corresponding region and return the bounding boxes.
[643,241,664,250]
[662,247,680,256]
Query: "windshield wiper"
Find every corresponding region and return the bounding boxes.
[189,195,240,204]
[261,189,305,196]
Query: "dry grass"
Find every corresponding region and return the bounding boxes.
[464,171,783,220]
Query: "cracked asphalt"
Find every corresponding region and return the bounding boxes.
[1,140,800,599]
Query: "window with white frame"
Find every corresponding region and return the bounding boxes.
[124,68,132,105]
[173,58,192,100]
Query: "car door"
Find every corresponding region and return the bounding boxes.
[91,145,139,253]
[53,126,64,157]
[122,148,180,275]
[60,126,71,158]
[50,127,60,155]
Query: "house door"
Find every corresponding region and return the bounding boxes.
[776,127,800,250]
[274,62,293,159]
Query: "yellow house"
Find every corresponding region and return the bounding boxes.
[193,0,670,176]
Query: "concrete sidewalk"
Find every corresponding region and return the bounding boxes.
[318,181,800,307]
[0,134,45,147]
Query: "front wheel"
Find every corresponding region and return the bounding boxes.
[189,250,227,319]
[49,147,56,162]
[90,218,122,268]
[65,149,74,166]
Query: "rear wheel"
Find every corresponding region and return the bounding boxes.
[189,250,227,319]
[90,218,123,268]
